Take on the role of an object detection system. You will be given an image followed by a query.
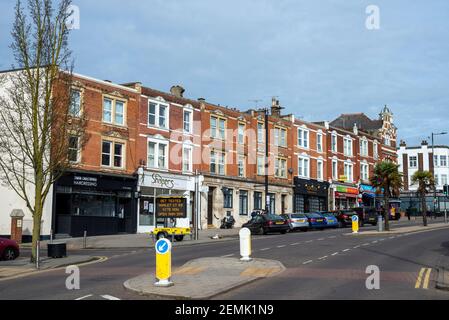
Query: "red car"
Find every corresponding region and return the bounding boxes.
[0,238,20,260]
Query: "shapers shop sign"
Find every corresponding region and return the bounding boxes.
[156,196,187,219]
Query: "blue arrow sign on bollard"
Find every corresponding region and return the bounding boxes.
[155,239,170,255]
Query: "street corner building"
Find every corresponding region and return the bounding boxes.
[0,67,400,240]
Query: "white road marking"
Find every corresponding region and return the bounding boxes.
[318,256,328,260]
[353,245,361,249]
[221,254,235,257]
[290,242,300,246]
[75,294,93,300]
[318,238,325,241]
[372,241,378,244]
[277,245,286,248]
[306,240,313,243]
[303,260,313,265]
[389,236,395,239]
[101,295,121,300]
[260,248,271,251]
[379,238,385,241]
[329,236,337,239]
[362,243,370,246]
[331,252,339,256]
[343,249,350,252]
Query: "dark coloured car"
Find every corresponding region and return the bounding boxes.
[319,212,339,228]
[304,213,327,230]
[353,207,378,226]
[335,209,358,227]
[0,238,20,261]
[242,214,290,235]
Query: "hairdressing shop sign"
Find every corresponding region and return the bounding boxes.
[141,171,196,191]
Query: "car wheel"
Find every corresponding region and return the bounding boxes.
[280,230,287,234]
[174,235,184,242]
[300,228,308,232]
[2,247,17,261]
[156,232,168,240]
[339,221,345,228]
[258,227,265,235]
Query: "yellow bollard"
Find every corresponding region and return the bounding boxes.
[154,238,174,287]
[352,215,359,234]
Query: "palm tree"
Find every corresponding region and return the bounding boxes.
[411,171,434,226]
[370,161,403,231]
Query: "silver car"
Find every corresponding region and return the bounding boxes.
[281,213,309,231]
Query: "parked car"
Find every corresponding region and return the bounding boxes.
[242,214,290,235]
[335,209,358,228]
[353,207,378,226]
[319,212,339,228]
[0,238,20,261]
[281,213,309,232]
[304,213,327,230]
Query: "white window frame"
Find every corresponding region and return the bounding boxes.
[69,89,82,117]
[409,156,417,168]
[360,138,368,157]
[298,156,310,178]
[257,155,265,175]
[210,151,225,175]
[275,157,287,178]
[344,162,353,182]
[68,135,80,163]
[257,122,264,144]
[298,128,309,149]
[238,123,245,145]
[373,141,379,159]
[183,108,193,134]
[147,138,168,170]
[317,159,324,180]
[442,174,448,186]
[103,97,126,126]
[440,155,447,167]
[182,145,193,172]
[148,99,170,130]
[101,140,125,169]
[332,159,338,180]
[344,136,353,156]
[210,116,226,140]
[331,133,338,153]
[275,127,287,147]
[317,133,323,153]
[238,154,246,177]
[361,163,369,181]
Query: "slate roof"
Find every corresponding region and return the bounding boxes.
[330,113,383,131]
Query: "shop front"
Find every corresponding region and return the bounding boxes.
[333,183,359,210]
[359,184,377,207]
[293,178,329,213]
[53,171,137,237]
[137,169,198,233]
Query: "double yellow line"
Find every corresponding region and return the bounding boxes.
[415,268,432,289]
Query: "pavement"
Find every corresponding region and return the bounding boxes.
[123,257,285,299]
[436,267,449,291]
[20,228,241,250]
[0,255,101,280]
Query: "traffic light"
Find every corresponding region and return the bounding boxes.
[444,184,449,197]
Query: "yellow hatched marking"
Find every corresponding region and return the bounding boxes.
[415,268,425,288]
[240,267,281,277]
[422,268,432,289]
[415,268,432,289]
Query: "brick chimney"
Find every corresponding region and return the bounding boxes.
[170,85,185,98]
[271,97,283,117]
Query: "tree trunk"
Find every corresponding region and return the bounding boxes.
[421,192,428,227]
[31,208,42,263]
[383,193,390,231]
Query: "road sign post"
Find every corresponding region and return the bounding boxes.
[154,238,174,287]
[239,228,252,261]
[352,215,359,234]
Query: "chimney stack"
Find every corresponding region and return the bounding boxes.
[271,97,283,117]
[170,85,185,98]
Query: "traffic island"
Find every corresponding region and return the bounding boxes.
[436,267,449,291]
[123,257,285,300]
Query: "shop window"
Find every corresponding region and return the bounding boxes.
[268,193,276,214]
[239,190,248,215]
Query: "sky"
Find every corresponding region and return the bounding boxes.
[1,0,449,146]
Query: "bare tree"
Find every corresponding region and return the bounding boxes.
[0,0,87,262]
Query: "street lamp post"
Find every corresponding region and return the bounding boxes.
[431,131,447,214]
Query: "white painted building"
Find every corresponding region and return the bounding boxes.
[397,140,449,191]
